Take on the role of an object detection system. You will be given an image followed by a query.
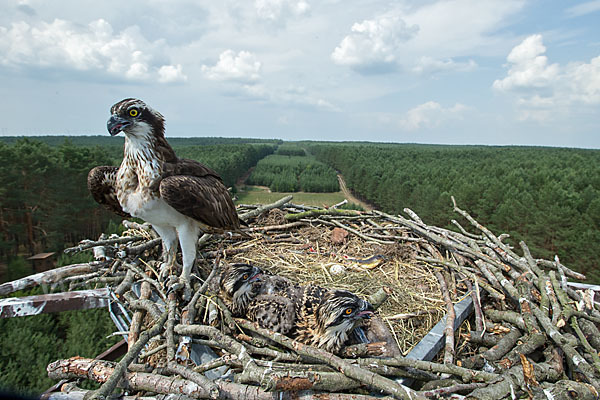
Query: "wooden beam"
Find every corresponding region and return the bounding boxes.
[0,288,109,318]
[95,339,128,362]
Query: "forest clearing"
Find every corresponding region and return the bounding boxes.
[235,186,347,207]
[234,173,371,210]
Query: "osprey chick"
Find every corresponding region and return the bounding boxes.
[88,98,244,298]
[295,288,374,353]
[218,263,263,316]
[219,263,374,353]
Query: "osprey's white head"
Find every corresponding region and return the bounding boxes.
[107,98,177,163]
[107,98,165,141]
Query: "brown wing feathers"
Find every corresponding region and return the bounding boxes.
[165,158,222,179]
[248,294,296,334]
[156,156,243,231]
[87,166,130,217]
[160,174,241,231]
[88,158,242,230]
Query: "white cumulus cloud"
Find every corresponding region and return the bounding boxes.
[0,18,186,84]
[158,64,187,83]
[399,101,467,130]
[201,49,336,111]
[331,14,419,73]
[201,50,262,83]
[331,1,524,76]
[566,55,600,105]
[492,34,559,91]
[493,34,600,121]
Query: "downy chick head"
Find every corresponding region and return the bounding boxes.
[314,290,374,352]
[220,263,263,315]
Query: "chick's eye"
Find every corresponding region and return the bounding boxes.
[129,108,139,117]
[345,308,353,315]
[242,274,249,280]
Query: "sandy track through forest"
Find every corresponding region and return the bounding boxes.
[337,174,373,211]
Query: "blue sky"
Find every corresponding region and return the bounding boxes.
[1,0,599,148]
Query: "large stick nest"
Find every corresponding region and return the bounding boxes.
[19,197,600,399]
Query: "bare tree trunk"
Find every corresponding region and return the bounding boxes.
[25,208,34,255]
[47,357,389,400]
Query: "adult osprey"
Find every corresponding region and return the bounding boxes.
[88,98,244,297]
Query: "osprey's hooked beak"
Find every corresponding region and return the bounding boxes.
[247,265,263,283]
[248,272,263,283]
[357,301,375,319]
[357,310,374,318]
[107,115,131,136]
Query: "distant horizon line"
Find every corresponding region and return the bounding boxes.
[0,134,598,150]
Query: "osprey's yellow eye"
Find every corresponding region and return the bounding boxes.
[345,308,353,315]
[242,274,249,280]
[129,108,139,117]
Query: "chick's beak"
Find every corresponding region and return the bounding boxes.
[248,266,263,282]
[107,115,130,136]
[357,301,375,319]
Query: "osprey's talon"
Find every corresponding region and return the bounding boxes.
[176,275,193,301]
[165,275,192,301]
[166,275,183,295]
[158,262,172,283]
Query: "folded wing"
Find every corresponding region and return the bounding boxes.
[87,166,131,218]
[159,159,242,231]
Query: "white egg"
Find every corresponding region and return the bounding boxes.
[329,264,346,275]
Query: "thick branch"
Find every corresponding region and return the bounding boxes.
[64,236,145,254]
[127,281,151,349]
[435,271,455,366]
[234,319,427,400]
[353,357,498,383]
[285,208,362,221]
[0,262,103,295]
[166,362,219,399]
[529,299,600,390]
[85,311,168,399]
[240,195,293,222]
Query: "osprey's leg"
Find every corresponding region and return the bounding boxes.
[152,225,178,281]
[175,223,201,301]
